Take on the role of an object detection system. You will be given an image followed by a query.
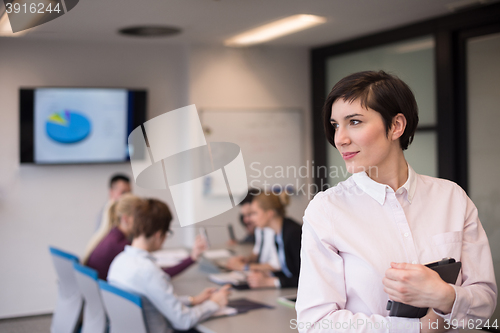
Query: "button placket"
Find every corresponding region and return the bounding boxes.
[387,192,419,264]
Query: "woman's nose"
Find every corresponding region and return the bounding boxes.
[334,126,350,147]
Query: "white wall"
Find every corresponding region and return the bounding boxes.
[0,40,311,318]
[189,45,312,245]
[0,39,190,318]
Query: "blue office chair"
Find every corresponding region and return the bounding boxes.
[73,263,108,333]
[98,281,148,333]
[49,246,83,333]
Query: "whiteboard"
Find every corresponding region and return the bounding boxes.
[201,109,304,193]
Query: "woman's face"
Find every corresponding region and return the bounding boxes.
[120,214,135,237]
[330,98,396,174]
[250,200,273,229]
[240,203,255,232]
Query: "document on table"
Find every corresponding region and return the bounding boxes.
[151,248,190,267]
[277,294,297,308]
[202,249,233,260]
[208,271,248,285]
[211,306,238,317]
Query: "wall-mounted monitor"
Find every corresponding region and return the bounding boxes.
[20,87,147,164]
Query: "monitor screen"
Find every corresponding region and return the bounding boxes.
[20,88,147,164]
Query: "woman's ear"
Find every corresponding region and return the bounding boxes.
[267,209,278,221]
[125,215,134,228]
[390,113,407,141]
[147,230,162,250]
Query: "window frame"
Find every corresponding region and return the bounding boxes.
[311,2,500,193]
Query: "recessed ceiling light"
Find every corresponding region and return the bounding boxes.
[225,14,326,47]
[118,26,181,38]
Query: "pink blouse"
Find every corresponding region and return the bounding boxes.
[296,165,497,332]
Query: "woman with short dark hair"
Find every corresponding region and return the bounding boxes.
[296,71,497,333]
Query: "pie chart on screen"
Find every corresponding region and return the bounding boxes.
[46,110,91,144]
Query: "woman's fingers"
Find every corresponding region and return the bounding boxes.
[247,270,263,287]
[383,263,452,309]
[382,276,402,292]
[204,287,216,294]
[190,235,208,260]
[219,284,232,295]
[385,262,421,281]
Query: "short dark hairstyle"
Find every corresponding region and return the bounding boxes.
[132,198,172,238]
[109,174,130,188]
[238,188,260,206]
[323,70,419,150]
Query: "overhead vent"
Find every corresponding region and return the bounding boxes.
[118,26,181,38]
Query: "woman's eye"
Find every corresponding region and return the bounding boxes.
[331,123,339,129]
[350,119,361,125]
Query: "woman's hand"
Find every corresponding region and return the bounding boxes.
[191,287,217,305]
[419,308,450,333]
[247,263,277,272]
[225,256,247,271]
[247,270,276,288]
[209,285,232,308]
[190,235,208,261]
[383,262,456,313]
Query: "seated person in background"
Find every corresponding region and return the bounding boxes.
[84,174,132,262]
[85,194,206,280]
[96,173,132,230]
[245,191,302,289]
[228,188,259,245]
[84,193,141,278]
[226,189,282,272]
[108,198,230,333]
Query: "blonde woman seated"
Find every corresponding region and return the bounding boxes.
[241,191,302,289]
[226,190,282,273]
[225,227,282,273]
[84,194,206,280]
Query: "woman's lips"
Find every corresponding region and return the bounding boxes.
[342,152,359,160]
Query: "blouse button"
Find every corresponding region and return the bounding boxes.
[404,232,409,237]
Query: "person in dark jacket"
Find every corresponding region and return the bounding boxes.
[246,191,302,288]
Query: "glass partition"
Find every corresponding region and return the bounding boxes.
[466,31,500,323]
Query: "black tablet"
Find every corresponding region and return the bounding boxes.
[386,258,462,318]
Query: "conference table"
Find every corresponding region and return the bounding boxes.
[168,246,485,333]
[169,246,298,333]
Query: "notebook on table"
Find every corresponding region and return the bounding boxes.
[210,298,274,318]
[208,271,250,289]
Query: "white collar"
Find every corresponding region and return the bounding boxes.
[124,245,156,261]
[352,164,417,205]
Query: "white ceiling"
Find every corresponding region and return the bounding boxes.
[0,0,486,47]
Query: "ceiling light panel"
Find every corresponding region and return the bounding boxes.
[225,14,326,47]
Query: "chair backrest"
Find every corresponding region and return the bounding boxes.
[49,246,83,333]
[98,281,148,333]
[73,263,107,333]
